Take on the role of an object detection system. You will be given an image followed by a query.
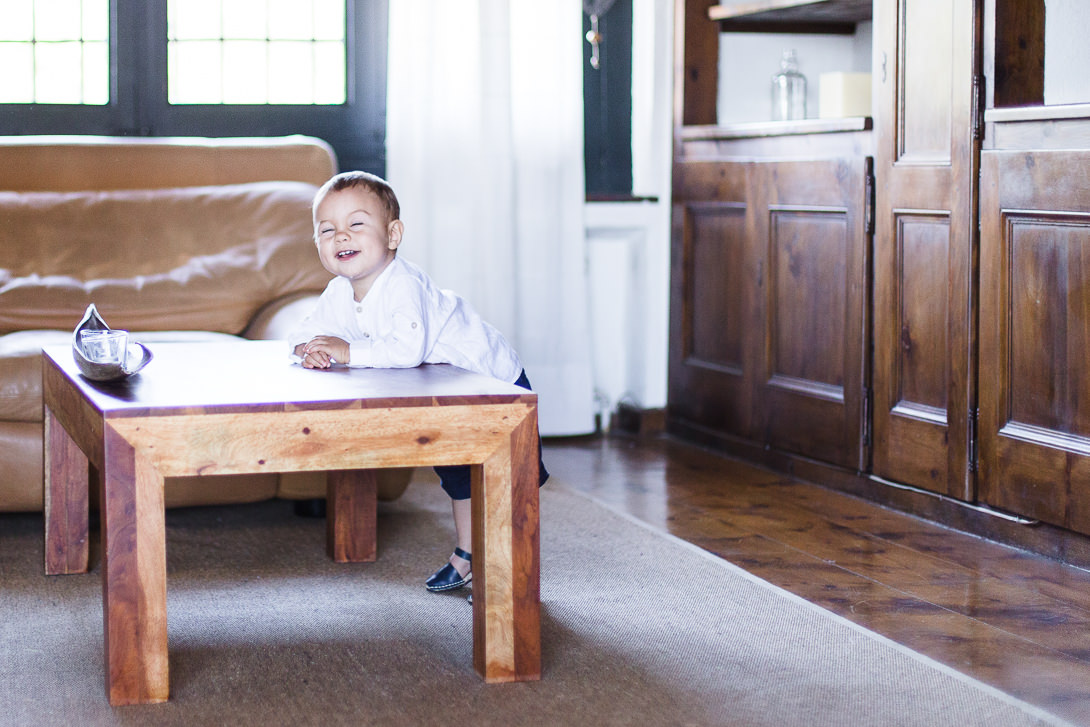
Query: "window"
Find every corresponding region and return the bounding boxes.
[0,0,108,104]
[582,0,632,198]
[0,0,387,173]
[166,0,346,105]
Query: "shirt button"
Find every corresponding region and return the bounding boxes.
[411,322,418,329]
[356,306,362,313]
[363,332,370,338]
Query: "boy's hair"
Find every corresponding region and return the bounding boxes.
[313,171,400,223]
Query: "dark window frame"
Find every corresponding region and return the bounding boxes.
[0,0,387,174]
[582,0,632,200]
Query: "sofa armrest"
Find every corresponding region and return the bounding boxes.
[242,291,321,341]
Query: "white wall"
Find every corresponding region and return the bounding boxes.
[583,0,672,428]
[1045,0,1090,105]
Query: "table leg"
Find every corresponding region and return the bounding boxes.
[472,411,541,682]
[44,407,91,575]
[326,469,378,562]
[101,424,169,705]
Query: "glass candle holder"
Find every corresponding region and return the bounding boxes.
[79,329,128,365]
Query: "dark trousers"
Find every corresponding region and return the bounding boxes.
[434,369,549,500]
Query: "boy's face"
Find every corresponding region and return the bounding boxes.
[313,186,403,299]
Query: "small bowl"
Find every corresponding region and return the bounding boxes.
[72,304,153,382]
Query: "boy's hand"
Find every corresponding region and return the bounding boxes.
[299,336,350,368]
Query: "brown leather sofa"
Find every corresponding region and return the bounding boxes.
[0,135,411,511]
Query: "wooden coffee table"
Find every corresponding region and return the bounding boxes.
[42,340,541,705]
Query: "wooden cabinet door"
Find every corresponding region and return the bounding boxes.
[753,159,872,471]
[979,150,1090,533]
[669,157,870,468]
[871,0,981,498]
[669,160,759,441]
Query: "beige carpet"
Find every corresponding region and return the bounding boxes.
[0,474,1072,727]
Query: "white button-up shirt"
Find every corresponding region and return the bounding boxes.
[287,256,523,383]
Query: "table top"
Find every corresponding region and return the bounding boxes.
[43,340,534,419]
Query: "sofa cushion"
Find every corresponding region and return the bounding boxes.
[0,181,331,335]
[0,329,245,422]
[0,330,70,422]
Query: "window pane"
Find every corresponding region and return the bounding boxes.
[81,0,107,41]
[82,40,108,103]
[223,40,266,103]
[34,0,81,41]
[0,44,34,102]
[268,0,312,41]
[35,40,83,103]
[268,41,312,104]
[169,40,222,103]
[170,0,221,40]
[312,0,344,41]
[168,0,346,105]
[313,41,345,104]
[0,2,34,41]
[222,1,266,40]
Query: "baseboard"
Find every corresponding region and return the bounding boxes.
[612,403,666,436]
[666,416,1090,571]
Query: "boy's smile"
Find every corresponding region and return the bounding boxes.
[313,186,404,301]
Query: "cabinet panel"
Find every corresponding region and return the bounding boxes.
[1008,220,1090,432]
[880,210,953,488]
[757,160,870,471]
[769,209,847,388]
[690,204,748,368]
[894,212,950,415]
[980,149,1090,533]
[899,0,954,162]
[669,161,757,440]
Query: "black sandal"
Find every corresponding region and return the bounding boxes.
[424,546,472,592]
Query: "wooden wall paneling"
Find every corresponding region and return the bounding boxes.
[988,117,1090,153]
[872,0,981,499]
[754,158,871,470]
[979,150,1090,534]
[676,0,720,126]
[668,161,758,440]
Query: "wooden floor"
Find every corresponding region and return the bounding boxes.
[543,433,1090,726]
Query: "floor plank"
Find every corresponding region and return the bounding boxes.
[543,434,1090,725]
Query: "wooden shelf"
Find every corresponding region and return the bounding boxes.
[709,0,871,34]
[984,103,1090,124]
[680,116,871,141]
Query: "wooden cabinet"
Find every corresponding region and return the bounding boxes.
[670,155,871,469]
[669,0,1090,544]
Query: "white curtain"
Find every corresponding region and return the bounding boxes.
[386,1,596,436]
